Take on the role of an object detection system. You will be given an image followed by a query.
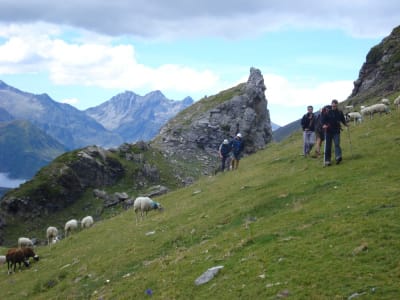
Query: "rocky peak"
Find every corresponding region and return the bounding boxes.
[152,67,272,174]
[349,25,400,102]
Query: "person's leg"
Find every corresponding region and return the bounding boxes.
[315,136,321,155]
[324,133,332,165]
[303,131,309,155]
[333,133,342,163]
[309,131,315,153]
[221,156,226,171]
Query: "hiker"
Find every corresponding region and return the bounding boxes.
[321,99,348,166]
[313,108,325,158]
[230,133,244,170]
[218,139,232,171]
[300,105,316,157]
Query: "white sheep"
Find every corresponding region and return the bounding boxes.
[81,216,94,229]
[18,237,33,248]
[394,96,400,110]
[0,255,6,265]
[345,105,354,112]
[133,196,163,223]
[380,98,390,105]
[345,112,363,125]
[64,219,79,237]
[360,103,389,119]
[46,226,58,245]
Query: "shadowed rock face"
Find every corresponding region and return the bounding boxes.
[350,25,400,101]
[152,67,273,174]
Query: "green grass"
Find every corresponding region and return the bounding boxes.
[1,110,399,299]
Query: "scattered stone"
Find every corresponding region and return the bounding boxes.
[194,266,224,286]
[352,242,368,255]
[348,291,366,299]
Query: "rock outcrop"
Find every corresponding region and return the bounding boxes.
[0,146,125,221]
[151,67,273,174]
[349,25,400,102]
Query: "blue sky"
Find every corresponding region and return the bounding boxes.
[0,1,399,126]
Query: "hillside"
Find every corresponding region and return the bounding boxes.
[0,120,67,179]
[0,68,273,245]
[0,98,398,299]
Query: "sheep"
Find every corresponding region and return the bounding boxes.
[394,96,400,110]
[344,105,354,112]
[345,112,363,125]
[380,98,390,105]
[5,247,38,274]
[81,216,94,229]
[46,226,58,245]
[64,219,79,237]
[18,237,33,248]
[360,103,390,119]
[0,255,6,265]
[133,196,163,223]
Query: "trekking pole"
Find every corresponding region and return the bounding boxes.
[346,126,353,159]
[323,129,327,167]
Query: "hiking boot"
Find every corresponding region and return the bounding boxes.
[324,161,331,167]
[336,157,342,165]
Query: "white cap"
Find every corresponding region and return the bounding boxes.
[236,133,242,138]
[223,139,229,144]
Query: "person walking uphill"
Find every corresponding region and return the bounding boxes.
[218,139,232,172]
[321,99,348,166]
[231,133,244,170]
[301,105,316,157]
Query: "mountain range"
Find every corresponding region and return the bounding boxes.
[0,83,193,186]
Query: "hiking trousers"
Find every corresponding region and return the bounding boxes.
[303,131,315,155]
[221,156,230,171]
[324,132,342,163]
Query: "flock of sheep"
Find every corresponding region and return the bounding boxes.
[345,96,399,125]
[1,196,163,275]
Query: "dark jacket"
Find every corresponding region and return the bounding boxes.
[301,112,315,131]
[231,138,244,155]
[219,143,232,157]
[321,108,347,134]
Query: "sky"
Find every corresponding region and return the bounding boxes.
[0,1,399,128]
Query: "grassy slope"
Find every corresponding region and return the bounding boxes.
[0,109,399,299]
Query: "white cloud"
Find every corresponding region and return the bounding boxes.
[265,74,353,107]
[0,173,26,188]
[0,27,220,94]
[60,98,80,105]
[263,73,354,126]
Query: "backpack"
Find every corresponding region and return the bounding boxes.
[321,105,331,116]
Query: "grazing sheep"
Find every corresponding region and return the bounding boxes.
[64,219,79,237]
[361,103,390,119]
[81,216,94,229]
[345,112,363,125]
[133,196,163,223]
[18,237,33,248]
[380,98,390,105]
[46,226,58,245]
[5,248,37,274]
[394,96,400,110]
[345,105,354,112]
[0,255,6,265]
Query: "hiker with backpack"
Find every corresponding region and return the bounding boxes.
[300,105,316,157]
[230,133,244,170]
[218,139,232,171]
[313,108,325,158]
[321,99,348,166]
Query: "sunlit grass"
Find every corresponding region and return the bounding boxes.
[0,109,399,299]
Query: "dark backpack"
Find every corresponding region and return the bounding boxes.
[321,105,331,116]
